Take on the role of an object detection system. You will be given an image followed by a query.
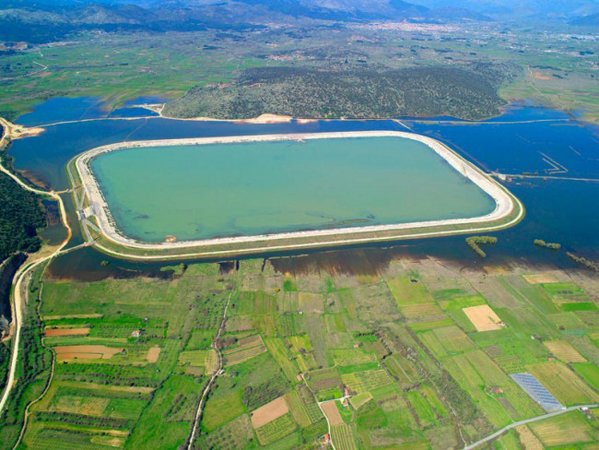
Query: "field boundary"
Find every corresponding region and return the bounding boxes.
[463,404,599,450]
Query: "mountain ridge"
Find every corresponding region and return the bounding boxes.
[571,11,599,25]
[0,0,493,43]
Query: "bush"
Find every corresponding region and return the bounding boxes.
[534,239,561,250]
[466,236,497,258]
[0,172,46,263]
[567,252,599,272]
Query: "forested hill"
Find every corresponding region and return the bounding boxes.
[163,65,515,121]
[0,172,46,263]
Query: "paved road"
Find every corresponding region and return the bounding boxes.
[0,160,72,415]
[464,404,599,450]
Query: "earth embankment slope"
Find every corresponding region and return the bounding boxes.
[73,131,523,260]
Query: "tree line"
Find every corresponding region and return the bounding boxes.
[0,172,46,263]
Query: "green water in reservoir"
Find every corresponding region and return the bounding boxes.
[90,136,496,242]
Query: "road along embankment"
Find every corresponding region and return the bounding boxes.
[73,130,524,260]
[0,157,73,416]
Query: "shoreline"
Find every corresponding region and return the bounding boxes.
[152,108,491,125]
[12,104,577,131]
[162,112,316,124]
[141,102,378,123]
[0,118,45,142]
[137,104,316,124]
[73,131,522,258]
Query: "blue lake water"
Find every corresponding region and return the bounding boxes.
[15,96,159,127]
[8,97,599,266]
[123,95,170,106]
[91,137,495,242]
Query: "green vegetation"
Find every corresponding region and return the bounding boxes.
[0,264,52,447]
[0,171,47,262]
[0,8,598,124]
[572,363,599,391]
[255,413,297,445]
[0,341,9,390]
[533,239,561,250]
[127,374,200,449]
[197,413,255,449]
[527,361,599,405]
[466,236,498,258]
[1,9,598,450]
[567,252,599,272]
[164,64,513,121]
[6,252,597,450]
[528,411,598,447]
[0,33,254,121]
[331,423,358,450]
[243,373,290,411]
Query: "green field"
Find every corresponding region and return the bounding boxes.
[3,17,599,124]
[528,411,598,447]
[2,253,598,450]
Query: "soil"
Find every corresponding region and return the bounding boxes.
[463,304,503,332]
[250,396,289,428]
[44,328,90,337]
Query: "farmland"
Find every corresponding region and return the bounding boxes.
[1,252,598,449]
[1,2,599,449]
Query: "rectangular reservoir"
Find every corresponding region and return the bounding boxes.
[88,135,497,243]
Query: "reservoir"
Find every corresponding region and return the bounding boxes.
[9,99,599,266]
[89,135,496,243]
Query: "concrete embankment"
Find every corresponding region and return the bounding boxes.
[73,131,521,258]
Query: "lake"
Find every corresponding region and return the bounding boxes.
[89,136,496,242]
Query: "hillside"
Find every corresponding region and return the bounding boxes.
[410,0,599,19]
[0,0,492,43]
[572,12,599,26]
[163,65,513,121]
